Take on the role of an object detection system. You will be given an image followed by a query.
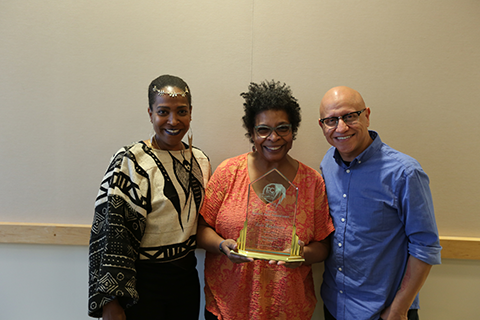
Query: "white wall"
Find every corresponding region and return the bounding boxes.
[1,0,479,235]
[0,244,90,320]
[1,244,479,320]
[1,0,480,319]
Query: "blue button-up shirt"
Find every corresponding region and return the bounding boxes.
[320,131,441,320]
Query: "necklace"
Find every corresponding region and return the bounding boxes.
[179,149,191,170]
[152,134,191,170]
[151,135,184,152]
[152,135,163,150]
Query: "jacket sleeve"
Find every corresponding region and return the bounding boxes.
[88,147,150,318]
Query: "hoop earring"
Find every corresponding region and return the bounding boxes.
[187,126,193,157]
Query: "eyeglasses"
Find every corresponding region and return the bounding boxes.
[254,124,292,139]
[319,109,366,129]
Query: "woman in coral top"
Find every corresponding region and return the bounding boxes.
[197,80,334,320]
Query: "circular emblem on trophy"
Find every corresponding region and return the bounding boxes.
[262,183,286,206]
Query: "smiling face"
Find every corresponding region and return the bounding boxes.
[319,86,372,162]
[253,109,293,165]
[148,86,191,151]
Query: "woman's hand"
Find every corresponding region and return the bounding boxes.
[268,240,305,269]
[220,239,254,264]
[102,299,126,320]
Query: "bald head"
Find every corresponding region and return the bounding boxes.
[319,86,365,118]
[318,86,372,161]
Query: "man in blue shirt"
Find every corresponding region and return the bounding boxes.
[318,86,441,320]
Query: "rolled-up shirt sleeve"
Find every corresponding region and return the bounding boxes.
[401,165,442,265]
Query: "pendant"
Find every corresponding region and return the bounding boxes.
[183,160,191,170]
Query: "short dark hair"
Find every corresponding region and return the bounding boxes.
[241,80,301,143]
[148,74,191,109]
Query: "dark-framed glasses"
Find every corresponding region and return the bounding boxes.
[254,124,292,139]
[319,109,366,129]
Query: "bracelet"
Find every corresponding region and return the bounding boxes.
[219,240,226,255]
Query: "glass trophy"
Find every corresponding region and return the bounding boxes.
[233,168,304,262]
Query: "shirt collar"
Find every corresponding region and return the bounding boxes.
[333,130,382,167]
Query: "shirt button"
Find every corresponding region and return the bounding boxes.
[340,290,344,294]
[341,218,345,222]
[346,169,350,173]
[358,160,362,164]
[338,267,342,271]
[343,194,347,198]
[338,243,342,247]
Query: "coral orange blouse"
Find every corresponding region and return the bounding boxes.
[200,153,334,320]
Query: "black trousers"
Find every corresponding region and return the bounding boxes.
[204,308,218,320]
[125,260,200,320]
[324,305,419,320]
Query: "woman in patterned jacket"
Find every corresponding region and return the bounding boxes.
[88,75,211,319]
